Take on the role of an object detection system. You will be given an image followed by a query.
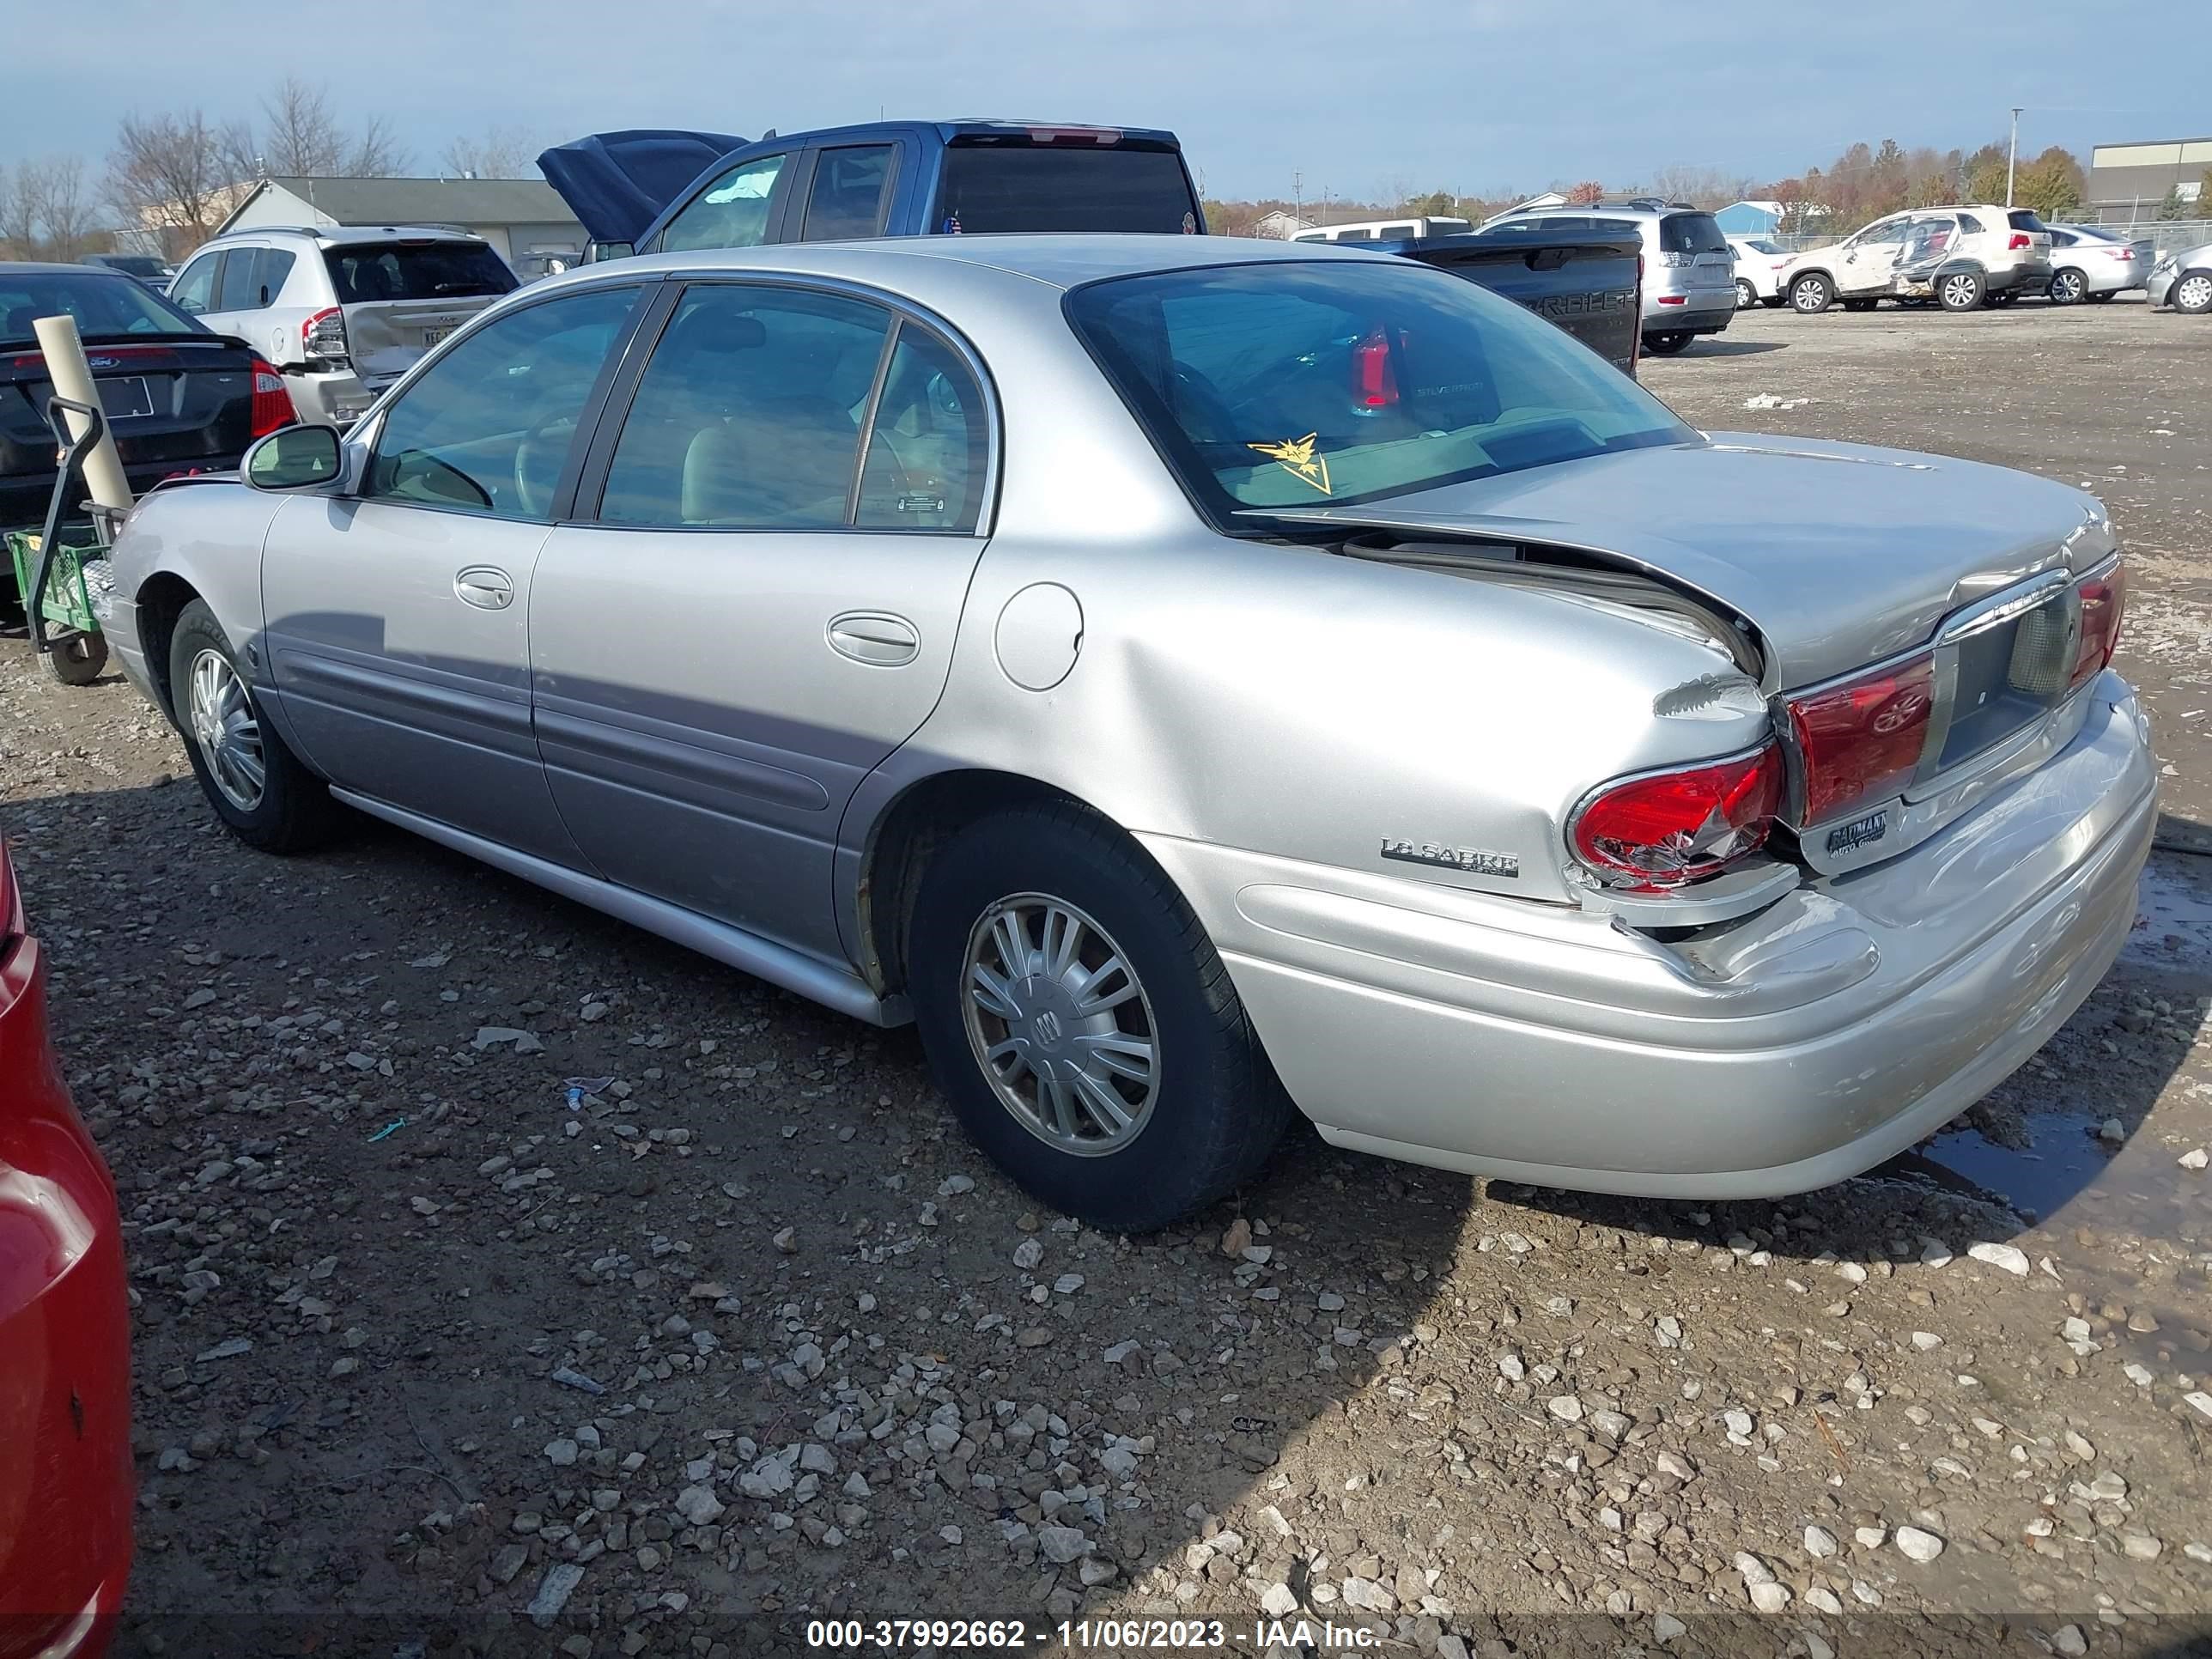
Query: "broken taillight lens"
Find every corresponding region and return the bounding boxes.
[2071,560,2127,690]
[1786,652,1935,825]
[1571,743,1784,888]
[1351,326,1399,409]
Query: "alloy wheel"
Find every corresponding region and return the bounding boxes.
[187,647,265,811]
[2179,274,2212,313]
[961,893,1158,1156]
[2051,270,2085,303]
[1941,274,1979,309]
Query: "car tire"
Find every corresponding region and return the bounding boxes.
[2175,271,2212,315]
[1938,270,1984,312]
[168,598,337,854]
[1641,331,1693,356]
[2049,268,2087,305]
[907,803,1292,1231]
[1790,274,1832,313]
[1735,278,1757,309]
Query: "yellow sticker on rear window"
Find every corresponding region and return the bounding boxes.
[1246,433,1331,495]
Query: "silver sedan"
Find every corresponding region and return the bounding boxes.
[2149,241,2212,313]
[101,236,2153,1231]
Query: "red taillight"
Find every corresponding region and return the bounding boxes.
[248,358,298,438]
[1571,744,1784,889]
[1786,653,1935,826]
[2008,232,2032,251]
[302,307,349,366]
[0,838,24,949]
[1352,326,1399,409]
[2071,561,2126,689]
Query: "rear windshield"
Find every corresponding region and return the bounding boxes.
[322,241,519,304]
[2007,210,2050,233]
[1659,212,1728,253]
[93,254,167,279]
[1065,259,1693,522]
[0,270,202,346]
[935,142,1200,234]
[1739,237,1784,254]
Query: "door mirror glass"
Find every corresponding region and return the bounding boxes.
[245,423,343,490]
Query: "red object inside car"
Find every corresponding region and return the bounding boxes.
[0,839,131,1659]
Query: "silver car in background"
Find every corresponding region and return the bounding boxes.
[2045,224,2155,304]
[2149,241,2212,314]
[100,236,2150,1231]
[1483,199,1738,355]
[167,223,518,426]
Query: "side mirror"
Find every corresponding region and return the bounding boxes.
[244,423,343,491]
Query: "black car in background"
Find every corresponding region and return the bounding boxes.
[1,263,295,539]
[82,252,176,289]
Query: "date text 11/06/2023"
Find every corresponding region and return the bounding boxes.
[805,1618,1382,1650]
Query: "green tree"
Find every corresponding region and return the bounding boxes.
[2156,185,2188,221]
[2013,147,2085,218]
[1404,189,1458,218]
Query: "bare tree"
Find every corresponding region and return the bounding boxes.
[443,125,540,179]
[348,111,409,177]
[108,110,236,258]
[0,163,35,258]
[258,76,350,174]
[22,156,98,260]
[1645,165,1754,208]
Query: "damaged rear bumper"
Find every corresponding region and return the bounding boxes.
[1139,673,2154,1199]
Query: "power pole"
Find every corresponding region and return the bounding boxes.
[2006,106,2024,207]
[1293,169,1303,227]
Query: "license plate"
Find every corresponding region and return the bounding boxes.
[95,375,155,419]
[422,325,455,347]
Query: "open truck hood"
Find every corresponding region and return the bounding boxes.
[537,130,748,245]
[1261,433,2112,689]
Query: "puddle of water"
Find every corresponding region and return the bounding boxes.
[2124,858,2212,969]
[1908,1110,2118,1219]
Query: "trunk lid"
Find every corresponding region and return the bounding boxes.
[2,334,256,526]
[538,129,750,246]
[1261,433,2107,690]
[321,240,518,388]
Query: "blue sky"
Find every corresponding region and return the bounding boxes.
[12,0,2201,201]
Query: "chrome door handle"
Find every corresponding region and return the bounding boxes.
[827,612,921,666]
[454,566,514,610]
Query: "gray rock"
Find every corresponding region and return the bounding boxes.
[1966,1242,2029,1276]
[1037,1525,1091,1564]
[526,1562,585,1626]
[1340,1577,1396,1612]
[2051,1626,2087,1656]
[1013,1238,1043,1271]
[674,1485,725,1526]
[2121,1534,2162,1561]
[544,1438,579,1467]
[1260,1582,1298,1617]
[1804,1524,1838,1559]
[1653,1612,1686,1644]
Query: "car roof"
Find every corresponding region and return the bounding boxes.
[540,233,1397,295]
[0,260,144,277]
[763,117,1181,148]
[206,223,490,246]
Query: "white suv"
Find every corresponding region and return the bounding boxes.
[1782,206,2053,314]
[167,224,518,426]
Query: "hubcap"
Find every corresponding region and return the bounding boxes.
[187,647,265,811]
[961,893,1158,1156]
[1736,280,1754,307]
[2180,275,2212,311]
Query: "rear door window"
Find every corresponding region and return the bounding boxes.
[325,241,516,304]
[657,153,789,252]
[216,248,265,312]
[1659,212,1728,253]
[934,141,1198,234]
[855,325,989,532]
[801,145,896,241]
[597,285,892,529]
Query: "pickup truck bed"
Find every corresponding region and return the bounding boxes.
[1378,228,1643,376]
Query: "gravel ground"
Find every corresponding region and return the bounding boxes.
[3,295,2209,1659]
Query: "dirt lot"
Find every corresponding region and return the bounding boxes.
[3,295,2210,1659]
